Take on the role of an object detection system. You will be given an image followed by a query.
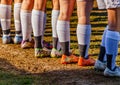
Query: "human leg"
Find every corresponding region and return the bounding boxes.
[20,0,34,48]
[57,0,78,64]
[14,0,23,44]
[32,0,50,57]
[76,0,95,66]
[0,0,13,44]
[104,8,120,77]
[51,0,61,57]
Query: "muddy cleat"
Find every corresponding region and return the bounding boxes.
[14,36,22,44]
[2,36,13,44]
[35,47,51,58]
[43,40,53,49]
[94,60,107,71]
[51,48,62,58]
[104,67,120,77]
[61,54,79,64]
[78,57,95,66]
[21,39,34,49]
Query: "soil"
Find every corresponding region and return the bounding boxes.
[0,39,120,85]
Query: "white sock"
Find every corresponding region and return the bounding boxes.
[28,14,32,41]
[14,3,22,36]
[57,20,70,52]
[57,20,70,42]
[43,13,47,33]
[105,30,120,70]
[21,10,32,41]
[52,10,60,38]
[42,13,47,42]
[77,24,91,58]
[32,9,44,37]
[0,4,11,36]
[52,10,60,50]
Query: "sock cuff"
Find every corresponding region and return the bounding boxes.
[14,3,22,7]
[21,10,31,15]
[1,19,11,21]
[32,9,44,16]
[0,4,11,7]
[57,20,70,31]
[57,20,70,25]
[52,10,60,16]
[106,30,120,40]
[77,24,91,34]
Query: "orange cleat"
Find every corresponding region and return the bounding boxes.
[78,57,95,66]
[61,54,79,64]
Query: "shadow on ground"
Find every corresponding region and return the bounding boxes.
[0,58,120,85]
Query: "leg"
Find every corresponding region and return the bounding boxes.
[104,8,120,77]
[0,0,13,44]
[57,0,78,64]
[51,0,61,58]
[76,0,95,66]
[94,26,108,71]
[20,0,34,48]
[14,0,23,44]
[32,0,50,57]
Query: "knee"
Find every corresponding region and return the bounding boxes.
[14,0,22,3]
[78,16,90,24]
[52,0,60,10]
[59,12,70,21]
[21,0,33,10]
[22,0,31,6]
[1,0,12,5]
[33,1,46,11]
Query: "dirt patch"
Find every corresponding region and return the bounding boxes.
[0,39,120,85]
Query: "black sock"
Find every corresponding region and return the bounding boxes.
[3,29,10,35]
[107,54,113,70]
[79,44,87,59]
[98,46,106,62]
[53,37,58,49]
[15,31,22,35]
[60,41,70,56]
[34,36,42,48]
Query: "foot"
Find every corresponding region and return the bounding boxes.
[14,36,22,44]
[2,36,13,44]
[104,66,120,77]
[94,60,107,71]
[35,47,51,58]
[61,54,79,64]
[51,48,62,58]
[21,39,34,49]
[78,57,95,66]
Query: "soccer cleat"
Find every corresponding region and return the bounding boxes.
[94,60,107,71]
[43,40,53,49]
[104,67,120,77]
[78,57,95,66]
[21,39,34,49]
[35,47,51,58]
[2,36,13,44]
[51,48,62,58]
[14,36,22,44]
[61,54,79,64]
